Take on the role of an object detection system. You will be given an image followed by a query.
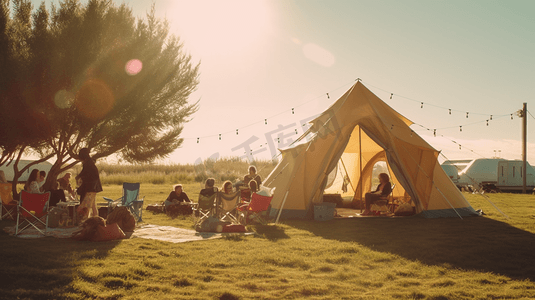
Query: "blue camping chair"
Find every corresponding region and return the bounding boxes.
[103,182,144,222]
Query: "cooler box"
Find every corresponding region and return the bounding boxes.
[314,202,336,221]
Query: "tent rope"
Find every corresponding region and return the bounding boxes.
[439,152,510,219]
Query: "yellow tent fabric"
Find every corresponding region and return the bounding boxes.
[264,81,477,219]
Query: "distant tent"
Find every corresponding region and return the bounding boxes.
[264,81,478,219]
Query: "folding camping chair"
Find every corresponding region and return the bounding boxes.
[371,184,396,215]
[102,182,144,222]
[217,191,241,224]
[240,192,273,225]
[0,182,17,220]
[194,189,218,226]
[15,191,51,236]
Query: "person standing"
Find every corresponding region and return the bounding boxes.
[76,148,103,221]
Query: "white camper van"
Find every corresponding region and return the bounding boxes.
[457,158,505,189]
[496,160,535,192]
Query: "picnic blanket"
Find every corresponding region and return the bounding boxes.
[130,224,254,243]
[2,226,81,239]
[3,224,254,243]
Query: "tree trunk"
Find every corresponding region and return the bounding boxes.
[42,160,65,192]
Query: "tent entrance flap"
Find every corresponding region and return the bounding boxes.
[323,125,408,205]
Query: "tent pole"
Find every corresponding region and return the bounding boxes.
[358,126,363,213]
[275,190,290,224]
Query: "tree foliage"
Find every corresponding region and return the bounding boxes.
[0,0,199,191]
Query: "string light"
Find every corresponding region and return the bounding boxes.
[433,129,436,137]
[460,126,462,132]
[183,79,516,152]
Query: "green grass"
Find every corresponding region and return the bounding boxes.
[1,188,535,299]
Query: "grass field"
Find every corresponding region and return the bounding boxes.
[1,184,534,299]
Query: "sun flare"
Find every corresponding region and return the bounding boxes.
[167,0,272,56]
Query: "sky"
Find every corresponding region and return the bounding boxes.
[29,0,535,165]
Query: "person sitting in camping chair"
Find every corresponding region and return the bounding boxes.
[362,173,392,216]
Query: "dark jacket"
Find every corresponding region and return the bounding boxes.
[166,191,190,203]
[77,159,103,196]
[374,182,392,196]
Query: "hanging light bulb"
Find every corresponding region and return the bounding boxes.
[449,109,451,115]
[460,126,462,132]
[466,112,469,118]
[421,102,424,109]
[219,134,221,140]
[390,93,393,99]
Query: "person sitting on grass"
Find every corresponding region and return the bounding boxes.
[165,184,192,217]
[361,173,392,216]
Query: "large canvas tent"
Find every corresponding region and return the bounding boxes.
[264,81,478,219]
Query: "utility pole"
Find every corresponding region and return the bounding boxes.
[522,103,527,194]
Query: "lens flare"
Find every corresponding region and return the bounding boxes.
[75,79,114,120]
[54,89,75,109]
[125,59,142,76]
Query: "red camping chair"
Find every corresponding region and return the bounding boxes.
[0,182,17,220]
[15,191,51,236]
[240,193,273,225]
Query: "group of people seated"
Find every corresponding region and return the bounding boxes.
[21,169,77,201]
[163,165,263,216]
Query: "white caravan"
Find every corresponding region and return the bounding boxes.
[496,160,535,192]
[457,158,506,189]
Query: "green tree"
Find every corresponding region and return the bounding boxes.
[0,0,199,193]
